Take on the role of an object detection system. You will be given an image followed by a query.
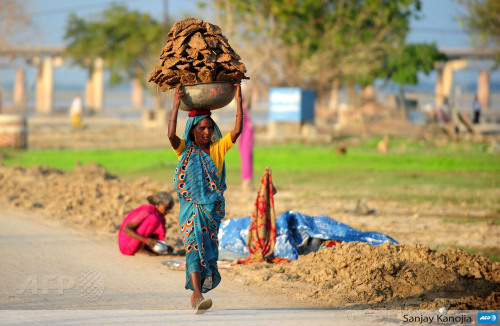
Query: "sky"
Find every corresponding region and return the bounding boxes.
[1,0,498,97]
[407,0,470,48]
[28,0,471,47]
[29,0,201,46]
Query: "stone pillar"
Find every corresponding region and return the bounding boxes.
[35,57,54,114]
[435,67,444,108]
[92,57,104,111]
[131,78,144,109]
[13,68,26,111]
[435,60,467,108]
[442,65,453,102]
[477,70,490,110]
[85,78,94,111]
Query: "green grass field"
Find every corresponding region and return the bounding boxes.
[3,137,499,260]
[3,137,500,207]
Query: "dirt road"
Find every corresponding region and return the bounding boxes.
[4,206,374,325]
[1,201,495,326]
[0,205,315,311]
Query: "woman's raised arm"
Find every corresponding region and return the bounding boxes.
[230,83,243,143]
[168,84,183,149]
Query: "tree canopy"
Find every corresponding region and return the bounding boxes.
[64,3,165,86]
[458,0,500,63]
[377,44,447,86]
[213,0,445,105]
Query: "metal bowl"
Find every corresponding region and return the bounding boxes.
[152,240,169,253]
[165,82,236,112]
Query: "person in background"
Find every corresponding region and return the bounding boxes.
[69,94,83,128]
[238,81,254,191]
[168,82,243,314]
[438,97,451,123]
[118,192,174,256]
[473,94,482,124]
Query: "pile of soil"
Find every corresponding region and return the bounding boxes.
[0,163,181,245]
[148,18,248,90]
[226,242,499,310]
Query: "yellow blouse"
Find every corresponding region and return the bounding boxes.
[173,133,235,174]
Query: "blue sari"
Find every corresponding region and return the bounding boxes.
[173,115,226,292]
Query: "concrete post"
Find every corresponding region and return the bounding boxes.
[92,57,104,111]
[131,78,144,109]
[13,68,26,111]
[36,57,54,114]
[442,65,453,101]
[435,67,444,108]
[85,78,94,111]
[477,70,490,110]
[435,59,467,109]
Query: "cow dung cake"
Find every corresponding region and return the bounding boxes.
[148,18,249,90]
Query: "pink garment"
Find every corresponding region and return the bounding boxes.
[118,204,166,255]
[238,107,254,181]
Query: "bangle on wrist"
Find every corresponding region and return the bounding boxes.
[236,114,244,117]
[142,237,147,245]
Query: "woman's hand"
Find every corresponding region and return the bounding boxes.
[174,84,185,104]
[144,237,157,249]
[234,82,242,103]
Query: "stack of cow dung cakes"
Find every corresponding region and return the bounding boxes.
[148,18,249,90]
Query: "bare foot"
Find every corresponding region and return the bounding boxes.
[134,249,157,257]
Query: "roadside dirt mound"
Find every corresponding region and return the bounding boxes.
[0,163,180,241]
[225,242,500,310]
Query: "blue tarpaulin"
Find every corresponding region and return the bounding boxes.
[218,211,398,261]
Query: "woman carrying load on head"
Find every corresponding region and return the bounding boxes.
[168,83,243,313]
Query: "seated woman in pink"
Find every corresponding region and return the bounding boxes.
[118,192,174,256]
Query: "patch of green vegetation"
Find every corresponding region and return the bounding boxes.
[442,215,500,225]
[2,148,179,174]
[2,138,499,207]
[434,244,500,262]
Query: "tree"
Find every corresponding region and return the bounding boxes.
[64,4,165,92]
[458,0,500,63]
[0,0,32,48]
[212,0,444,109]
[377,44,447,86]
